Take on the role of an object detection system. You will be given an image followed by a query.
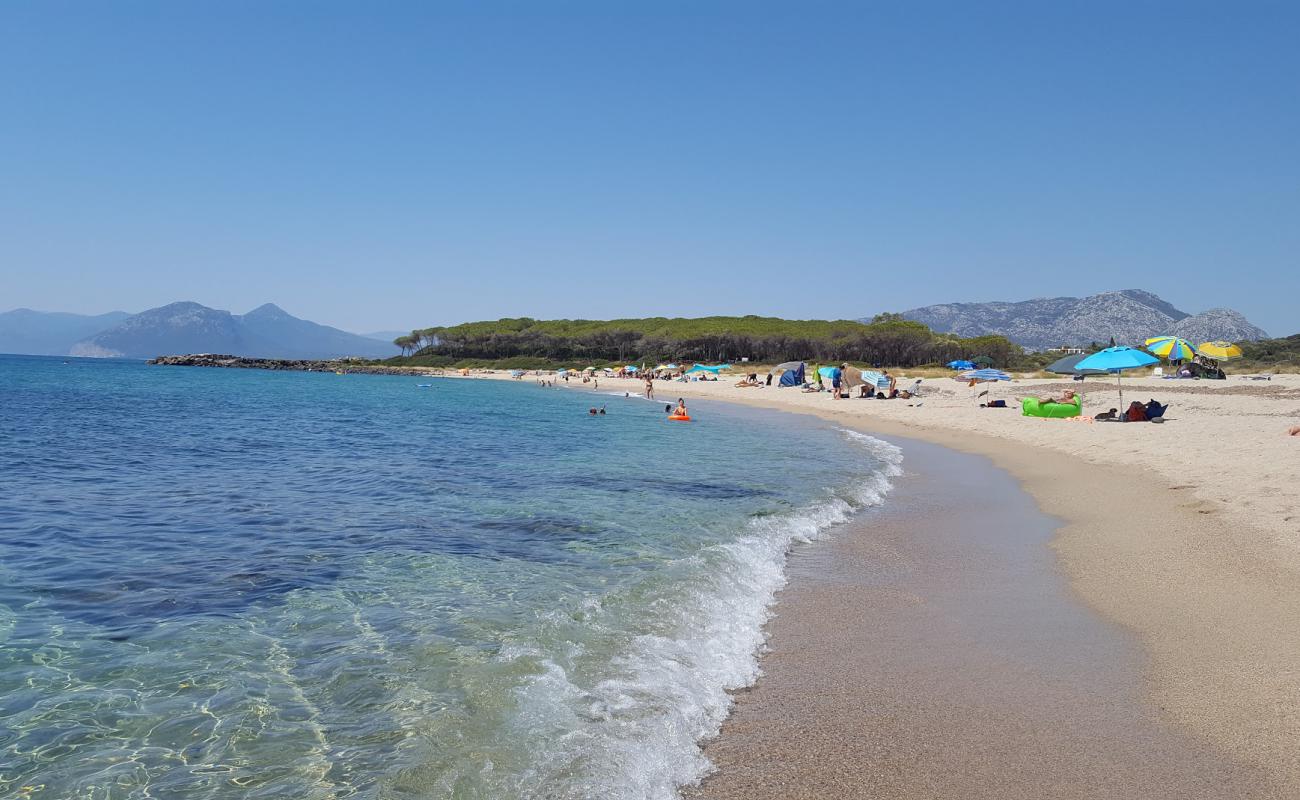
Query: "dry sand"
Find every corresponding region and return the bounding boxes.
[468,369,1300,795]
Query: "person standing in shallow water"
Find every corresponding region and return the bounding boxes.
[645,376,654,400]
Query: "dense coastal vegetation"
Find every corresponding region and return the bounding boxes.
[388,315,1032,370]
[1239,334,1300,371]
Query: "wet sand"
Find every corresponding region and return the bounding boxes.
[686,436,1274,799]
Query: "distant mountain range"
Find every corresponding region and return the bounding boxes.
[896,290,1269,351]
[0,309,133,356]
[1,302,397,359]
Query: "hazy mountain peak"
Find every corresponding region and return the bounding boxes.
[898,290,1265,350]
[62,301,397,359]
[243,303,292,319]
[0,308,134,356]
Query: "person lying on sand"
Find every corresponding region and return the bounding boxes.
[1036,388,1079,405]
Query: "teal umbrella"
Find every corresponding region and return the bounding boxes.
[1073,346,1159,407]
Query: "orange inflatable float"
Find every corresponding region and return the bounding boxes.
[667,414,691,422]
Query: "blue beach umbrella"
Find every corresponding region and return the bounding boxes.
[957,368,1012,382]
[1073,346,1159,407]
[947,359,976,370]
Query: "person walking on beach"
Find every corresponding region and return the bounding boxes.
[645,376,654,400]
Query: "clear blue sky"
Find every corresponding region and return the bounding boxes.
[2,1,1296,335]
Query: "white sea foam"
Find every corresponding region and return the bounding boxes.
[488,430,903,799]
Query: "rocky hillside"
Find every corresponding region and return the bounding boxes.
[898,290,1267,350]
[1170,308,1269,344]
[69,301,396,359]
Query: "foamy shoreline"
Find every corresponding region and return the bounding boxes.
[453,368,1300,794]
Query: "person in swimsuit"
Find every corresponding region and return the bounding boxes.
[674,399,687,417]
[1036,388,1078,405]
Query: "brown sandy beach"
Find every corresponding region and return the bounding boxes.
[686,437,1275,799]
[472,370,1300,795]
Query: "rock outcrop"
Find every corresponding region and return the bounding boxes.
[1171,308,1270,344]
[148,354,432,375]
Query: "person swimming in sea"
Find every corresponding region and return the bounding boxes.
[673,398,687,416]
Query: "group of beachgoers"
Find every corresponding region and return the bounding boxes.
[1170,354,1228,380]
[812,366,917,400]
[525,366,1297,434]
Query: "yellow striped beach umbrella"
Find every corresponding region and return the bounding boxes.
[1197,341,1244,360]
[1144,336,1196,361]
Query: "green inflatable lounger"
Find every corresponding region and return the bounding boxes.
[1021,396,1082,418]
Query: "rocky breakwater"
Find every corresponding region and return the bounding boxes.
[148,354,435,376]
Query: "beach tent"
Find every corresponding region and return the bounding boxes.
[1045,353,1108,376]
[1073,346,1158,407]
[860,369,887,390]
[509,369,525,377]
[772,361,805,387]
[625,365,638,373]
[947,359,976,370]
[971,356,995,368]
[839,365,888,392]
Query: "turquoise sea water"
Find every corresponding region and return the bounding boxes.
[0,356,901,799]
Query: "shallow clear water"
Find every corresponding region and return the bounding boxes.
[0,356,900,799]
